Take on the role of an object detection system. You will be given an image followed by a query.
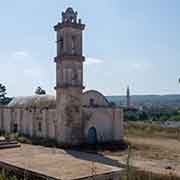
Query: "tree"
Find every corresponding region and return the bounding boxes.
[0,83,7,104]
[35,86,46,95]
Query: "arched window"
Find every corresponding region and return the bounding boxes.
[72,69,78,85]
[72,36,76,54]
[57,37,64,56]
[78,70,82,84]
[67,68,72,83]
[60,38,64,49]
[89,98,95,107]
[63,69,67,84]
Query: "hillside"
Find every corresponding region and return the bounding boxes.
[106,94,180,108]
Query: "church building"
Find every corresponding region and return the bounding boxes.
[0,8,123,146]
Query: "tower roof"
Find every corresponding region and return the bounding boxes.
[54,7,85,31]
[62,7,78,23]
[65,7,77,15]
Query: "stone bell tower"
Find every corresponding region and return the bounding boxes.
[54,8,85,145]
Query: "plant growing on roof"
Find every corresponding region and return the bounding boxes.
[35,86,46,95]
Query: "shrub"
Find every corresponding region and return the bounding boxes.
[0,170,18,180]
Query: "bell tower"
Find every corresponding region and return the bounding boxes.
[54,8,85,145]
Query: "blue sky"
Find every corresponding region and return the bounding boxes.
[0,0,180,96]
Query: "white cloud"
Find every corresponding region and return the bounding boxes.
[0,50,55,96]
[12,51,29,58]
[85,57,104,65]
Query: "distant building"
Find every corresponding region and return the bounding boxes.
[126,86,130,108]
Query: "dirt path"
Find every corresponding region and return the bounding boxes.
[103,136,180,177]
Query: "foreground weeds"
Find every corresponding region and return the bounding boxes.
[120,146,180,180]
[121,171,180,180]
[121,146,180,180]
[0,170,18,180]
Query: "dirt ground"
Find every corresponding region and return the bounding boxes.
[103,135,180,177]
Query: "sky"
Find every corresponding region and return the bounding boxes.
[0,0,180,97]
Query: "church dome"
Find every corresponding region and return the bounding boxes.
[82,90,110,107]
[8,95,56,109]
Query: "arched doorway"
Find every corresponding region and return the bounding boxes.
[87,127,97,144]
[13,123,18,133]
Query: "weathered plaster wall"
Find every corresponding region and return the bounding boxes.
[0,105,123,143]
[0,108,4,130]
[3,108,11,133]
[0,107,56,140]
[83,107,123,142]
[82,90,123,142]
[83,108,112,142]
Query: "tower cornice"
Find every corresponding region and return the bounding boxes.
[55,84,85,89]
[54,22,85,31]
[54,55,85,63]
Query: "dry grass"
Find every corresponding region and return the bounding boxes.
[121,170,180,180]
[103,121,180,178]
[125,121,180,139]
[124,122,180,161]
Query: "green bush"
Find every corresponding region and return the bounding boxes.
[0,170,18,180]
[16,135,32,144]
[170,115,180,121]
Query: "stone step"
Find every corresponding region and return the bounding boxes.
[0,143,21,149]
[0,140,18,145]
[0,139,21,149]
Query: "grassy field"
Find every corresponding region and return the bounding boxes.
[125,121,180,139]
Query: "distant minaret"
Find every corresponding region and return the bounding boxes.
[126,86,130,108]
